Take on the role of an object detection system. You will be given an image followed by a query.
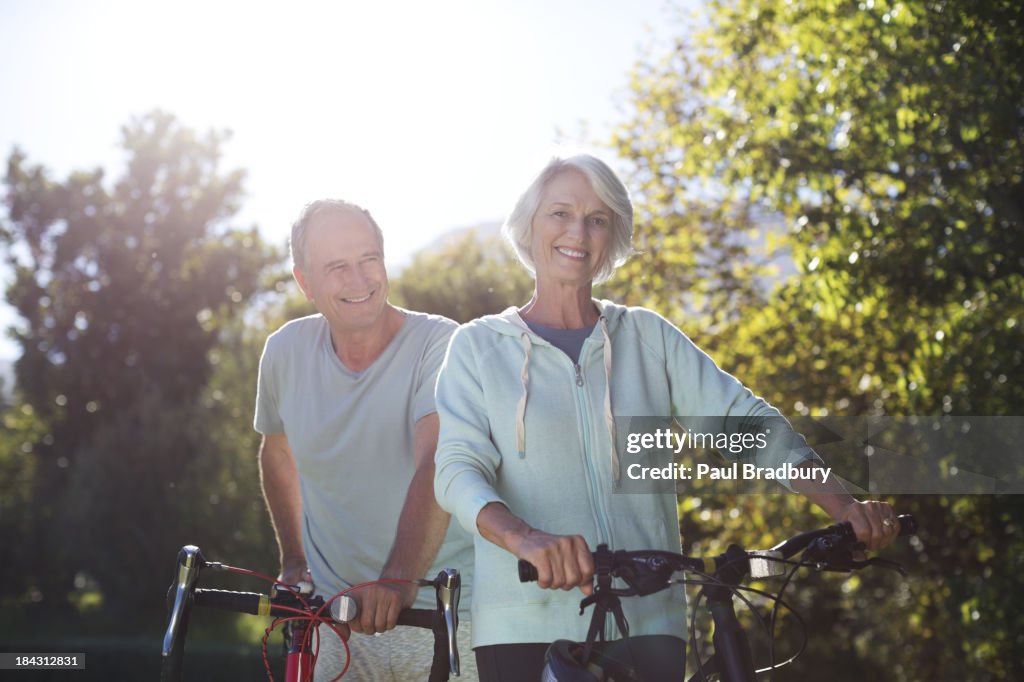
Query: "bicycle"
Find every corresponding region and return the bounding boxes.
[519,515,917,681]
[160,544,463,681]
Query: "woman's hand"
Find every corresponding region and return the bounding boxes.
[790,462,900,552]
[476,502,595,595]
[834,499,901,551]
[512,528,595,595]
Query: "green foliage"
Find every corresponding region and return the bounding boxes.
[615,0,1023,413]
[390,229,534,322]
[612,0,1023,679]
[0,401,46,603]
[0,111,282,617]
[188,297,296,574]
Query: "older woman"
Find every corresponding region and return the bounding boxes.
[434,154,899,680]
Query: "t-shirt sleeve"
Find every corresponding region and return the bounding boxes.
[254,334,285,435]
[412,319,456,422]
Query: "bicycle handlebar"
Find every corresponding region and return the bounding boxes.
[190,588,444,630]
[518,515,917,585]
[194,588,274,616]
[769,514,916,559]
[324,567,462,677]
[160,546,461,682]
[515,515,916,682]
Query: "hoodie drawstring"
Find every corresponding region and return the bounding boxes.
[516,332,532,458]
[600,316,619,482]
[514,313,618,481]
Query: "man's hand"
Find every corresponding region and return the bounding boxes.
[346,581,418,635]
[277,558,313,592]
[277,562,352,642]
[357,414,448,635]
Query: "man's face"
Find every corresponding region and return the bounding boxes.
[293,210,389,335]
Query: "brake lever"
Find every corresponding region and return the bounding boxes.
[434,568,461,677]
[806,539,908,578]
[162,545,203,659]
[803,534,862,570]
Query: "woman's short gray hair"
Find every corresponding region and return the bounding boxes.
[290,199,384,270]
[502,154,634,283]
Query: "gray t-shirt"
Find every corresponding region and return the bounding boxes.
[255,310,474,610]
[524,320,595,364]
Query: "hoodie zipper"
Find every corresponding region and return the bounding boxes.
[573,341,617,641]
[512,317,613,548]
[572,341,613,549]
[515,314,618,638]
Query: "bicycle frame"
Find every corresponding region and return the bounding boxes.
[283,617,314,682]
[691,545,758,682]
[690,544,760,682]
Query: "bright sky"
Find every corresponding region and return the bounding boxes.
[0,0,692,361]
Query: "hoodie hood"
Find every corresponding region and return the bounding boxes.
[476,299,628,337]
[476,300,624,482]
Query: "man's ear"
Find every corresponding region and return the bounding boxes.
[293,265,313,301]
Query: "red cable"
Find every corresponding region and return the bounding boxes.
[220,565,417,680]
[306,579,419,682]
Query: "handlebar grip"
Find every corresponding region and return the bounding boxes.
[519,518,916,583]
[897,514,917,536]
[394,608,450,682]
[330,599,434,628]
[518,560,538,583]
[194,588,266,616]
[396,608,436,629]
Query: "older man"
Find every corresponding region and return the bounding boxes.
[255,199,476,680]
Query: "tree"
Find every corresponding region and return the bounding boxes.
[0,111,282,616]
[390,228,534,323]
[611,1,1023,679]
[0,401,46,605]
[614,0,1022,413]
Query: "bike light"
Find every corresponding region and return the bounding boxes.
[748,550,785,578]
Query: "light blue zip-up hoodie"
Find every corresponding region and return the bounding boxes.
[434,300,815,647]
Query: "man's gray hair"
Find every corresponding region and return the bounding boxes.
[290,199,384,270]
[501,154,634,284]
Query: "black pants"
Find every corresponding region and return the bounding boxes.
[476,635,687,681]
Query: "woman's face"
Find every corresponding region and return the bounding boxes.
[530,169,612,288]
